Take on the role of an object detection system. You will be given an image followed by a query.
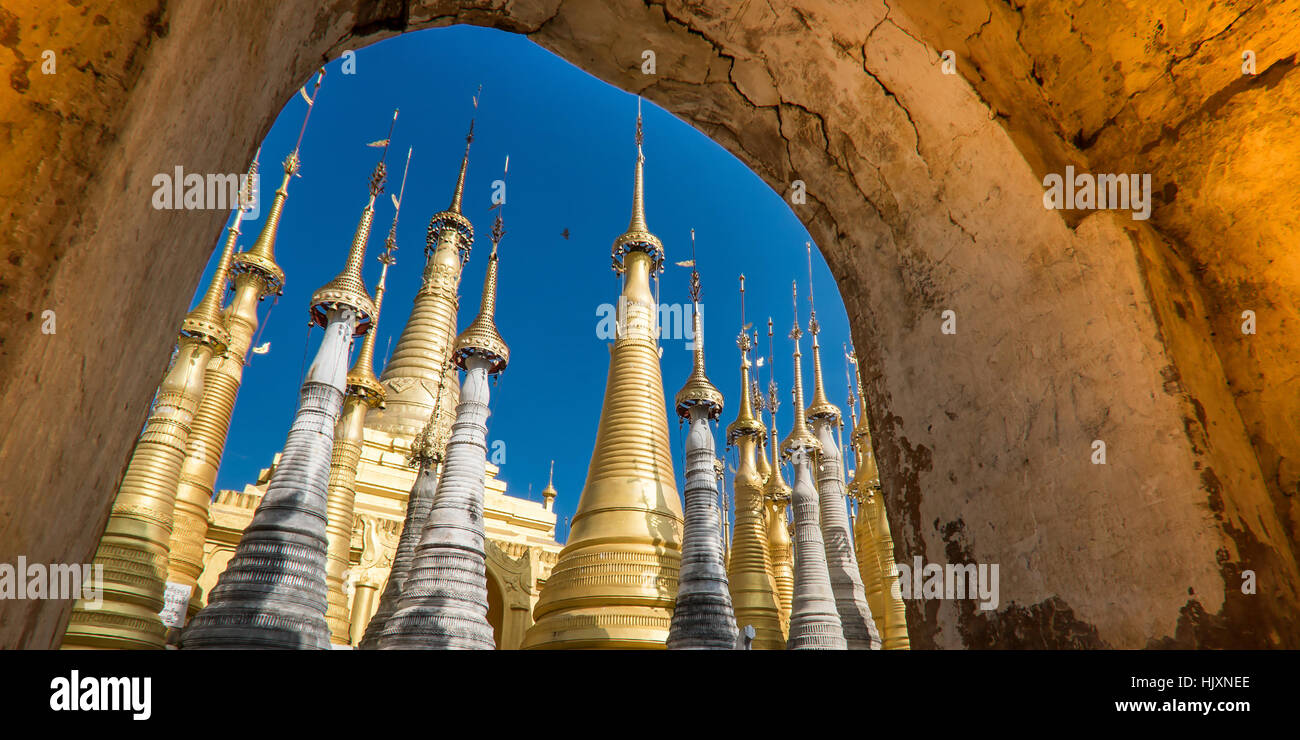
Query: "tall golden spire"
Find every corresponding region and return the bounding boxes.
[724,275,784,649]
[524,103,681,649]
[448,97,474,216]
[763,316,795,635]
[610,96,664,273]
[367,92,480,439]
[62,153,256,650]
[804,242,839,423]
[310,110,397,335]
[781,282,820,456]
[166,70,324,622]
[231,67,324,294]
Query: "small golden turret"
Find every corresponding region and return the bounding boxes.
[524,101,682,649]
[780,299,821,459]
[763,317,795,635]
[724,276,784,650]
[309,124,387,334]
[542,460,557,512]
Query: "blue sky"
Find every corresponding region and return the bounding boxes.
[197,25,855,539]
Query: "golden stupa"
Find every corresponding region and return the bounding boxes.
[522,105,683,649]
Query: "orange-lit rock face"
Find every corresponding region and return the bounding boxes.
[1,1,1296,649]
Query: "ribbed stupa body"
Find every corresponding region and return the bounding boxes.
[782,324,846,650]
[725,342,785,650]
[365,137,474,441]
[807,335,879,650]
[324,398,368,643]
[380,247,506,649]
[63,205,240,650]
[849,393,910,649]
[524,249,681,649]
[378,358,495,649]
[183,166,383,650]
[667,307,738,650]
[523,121,682,649]
[169,159,294,621]
[763,423,794,636]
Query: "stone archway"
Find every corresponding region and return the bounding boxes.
[2,1,1298,649]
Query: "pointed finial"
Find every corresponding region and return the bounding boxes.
[384,147,413,255]
[179,152,259,352]
[789,280,802,342]
[310,111,398,332]
[843,342,858,428]
[542,459,558,507]
[234,72,323,296]
[427,91,478,262]
[291,68,325,157]
[805,241,818,334]
[675,229,722,420]
[727,274,764,443]
[631,97,646,233]
[239,149,259,212]
[452,155,510,375]
[368,109,399,199]
[782,280,820,458]
[805,242,839,422]
[612,96,663,272]
[450,86,480,215]
[763,316,792,500]
[488,153,508,256]
[346,147,410,408]
[687,229,701,303]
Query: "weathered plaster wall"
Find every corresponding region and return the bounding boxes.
[0,0,1295,648]
[898,0,1300,577]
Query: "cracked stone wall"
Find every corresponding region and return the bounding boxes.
[1,0,1296,649]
